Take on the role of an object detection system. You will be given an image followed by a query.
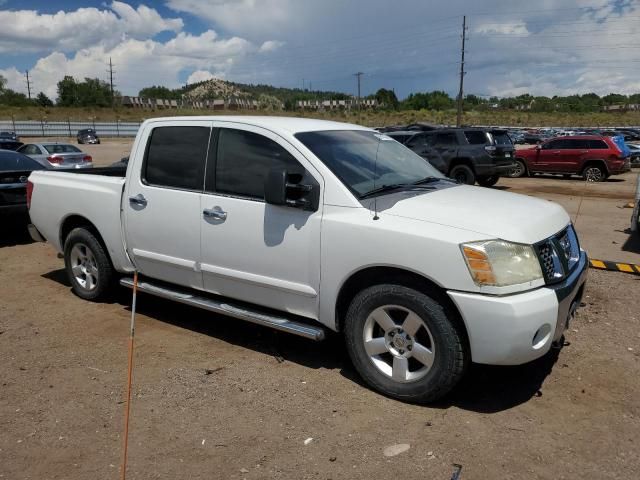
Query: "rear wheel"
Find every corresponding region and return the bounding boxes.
[583,164,606,182]
[476,175,499,187]
[507,159,527,178]
[449,164,476,185]
[64,228,115,301]
[344,284,467,403]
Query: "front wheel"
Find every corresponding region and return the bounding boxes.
[449,164,476,185]
[344,284,467,403]
[476,175,499,187]
[64,227,115,301]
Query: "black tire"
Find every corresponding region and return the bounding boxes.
[344,284,467,403]
[449,164,476,185]
[63,227,115,301]
[582,164,606,182]
[476,175,499,187]
[507,159,527,178]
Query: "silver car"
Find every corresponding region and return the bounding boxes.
[17,143,93,169]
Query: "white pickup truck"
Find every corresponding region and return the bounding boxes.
[27,116,588,403]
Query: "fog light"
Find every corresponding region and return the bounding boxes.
[532,324,552,350]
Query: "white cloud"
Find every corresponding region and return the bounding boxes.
[475,22,529,36]
[259,40,285,53]
[187,70,219,84]
[0,2,183,54]
[0,29,259,100]
[166,0,294,38]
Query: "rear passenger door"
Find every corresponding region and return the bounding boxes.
[559,139,589,173]
[124,122,212,290]
[199,122,323,320]
[432,132,458,160]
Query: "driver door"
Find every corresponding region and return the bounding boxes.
[199,123,324,320]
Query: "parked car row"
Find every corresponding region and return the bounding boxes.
[375,123,635,183]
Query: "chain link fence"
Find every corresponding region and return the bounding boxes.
[0,119,141,137]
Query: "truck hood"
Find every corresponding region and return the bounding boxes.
[372,184,569,244]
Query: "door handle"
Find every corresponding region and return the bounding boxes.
[203,207,227,220]
[129,194,147,207]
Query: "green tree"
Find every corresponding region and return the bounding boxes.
[374,88,399,110]
[139,85,180,99]
[56,76,113,107]
[36,92,54,107]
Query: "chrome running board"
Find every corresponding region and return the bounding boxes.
[119,277,326,341]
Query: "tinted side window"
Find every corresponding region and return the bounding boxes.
[464,131,488,144]
[434,133,457,146]
[144,126,210,190]
[214,128,300,199]
[545,140,567,149]
[405,134,425,148]
[569,139,590,149]
[588,140,609,149]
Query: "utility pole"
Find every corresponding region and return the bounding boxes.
[107,57,115,107]
[456,15,467,127]
[25,70,32,100]
[353,72,364,110]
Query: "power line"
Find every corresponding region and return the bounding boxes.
[456,15,467,127]
[25,70,32,100]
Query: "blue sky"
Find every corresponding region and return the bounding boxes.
[1,0,639,100]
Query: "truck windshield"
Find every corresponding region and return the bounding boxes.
[295,130,445,197]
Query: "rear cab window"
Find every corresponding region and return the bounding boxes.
[143,126,211,191]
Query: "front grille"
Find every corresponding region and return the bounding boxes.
[535,225,581,284]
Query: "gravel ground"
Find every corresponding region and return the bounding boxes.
[1,138,639,480]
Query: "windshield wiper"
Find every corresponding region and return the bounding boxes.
[411,176,458,185]
[360,183,436,199]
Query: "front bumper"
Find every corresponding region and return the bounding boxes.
[448,250,588,365]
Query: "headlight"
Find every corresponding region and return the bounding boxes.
[460,240,543,287]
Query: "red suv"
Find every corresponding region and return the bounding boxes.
[510,135,630,181]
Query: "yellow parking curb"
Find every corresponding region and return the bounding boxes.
[589,259,640,275]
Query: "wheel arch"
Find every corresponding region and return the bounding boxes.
[448,157,475,173]
[582,159,609,175]
[334,266,470,352]
[60,215,110,258]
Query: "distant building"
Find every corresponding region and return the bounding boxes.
[120,95,265,110]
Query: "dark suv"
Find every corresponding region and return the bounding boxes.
[77,128,100,144]
[403,128,516,186]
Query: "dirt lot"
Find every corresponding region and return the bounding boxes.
[1,139,639,479]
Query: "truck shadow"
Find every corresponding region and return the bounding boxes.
[120,289,563,413]
[620,228,640,254]
[40,272,561,413]
[433,348,561,413]
[0,215,34,248]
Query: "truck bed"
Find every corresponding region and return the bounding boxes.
[28,169,133,272]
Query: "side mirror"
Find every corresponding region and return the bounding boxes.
[535,144,542,150]
[265,167,319,211]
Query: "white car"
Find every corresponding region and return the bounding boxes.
[27,116,588,403]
